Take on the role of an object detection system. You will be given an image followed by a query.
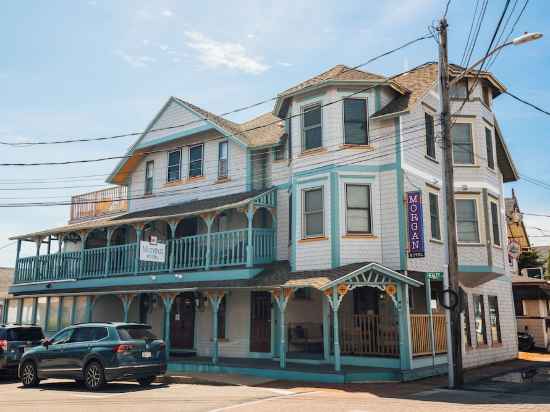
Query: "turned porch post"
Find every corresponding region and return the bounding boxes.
[246,204,255,268]
[397,283,413,370]
[161,293,177,357]
[272,288,292,369]
[324,285,348,372]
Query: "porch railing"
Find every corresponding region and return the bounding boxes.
[410,314,448,356]
[70,186,128,223]
[340,314,399,357]
[14,228,276,284]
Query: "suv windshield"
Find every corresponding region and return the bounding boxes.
[117,326,158,341]
[7,327,44,341]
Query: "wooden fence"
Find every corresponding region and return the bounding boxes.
[410,314,447,356]
[340,314,399,356]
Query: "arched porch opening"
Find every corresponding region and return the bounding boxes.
[174,216,207,238]
[142,221,171,242]
[60,232,82,253]
[92,295,124,322]
[110,225,137,246]
[252,207,274,229]
[85,228,108,249]
[211,209,247,233]
[127,293,164,338]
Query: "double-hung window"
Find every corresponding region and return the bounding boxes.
[344,98,368,145]
[167,150,181,182]
[218,141,228,179]
[456,199,480,243]
[485,128,495,170]
[452,123,474,164]
[425,112,436,159]
[302,104,322,151]
[488,296,502,344]
[429,192,441,240]
[345,184,372,234]
[473,294,487,345]
[303,187,324,238]
[189,144,204,178]
[145,160,154,195]
[490,201,501,246]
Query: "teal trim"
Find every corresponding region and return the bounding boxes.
[31,297,38,325]
[394,117,407,270]
[70,296,77,324]
[86,296,93,322]
[10,268,263,295]
[337,174,376,181]
[290,180,298,271]
[247,352,273,359]
[296,175,328,184]
[135,124,213,150]
[293,163,396,180]
[330,171,340,268]
[44,297,51,332]
[397,284,412,371]
[374,87,382,112]
[322,298,330,361]
[458,265,505,275]
[167,361,400,383]
[339,356,400,369]
[411,354,448,369]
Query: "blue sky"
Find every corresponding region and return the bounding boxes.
[0,0,549,266]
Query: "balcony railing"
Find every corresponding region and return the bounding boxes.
[14,228,276,284]
[70,186,128,223]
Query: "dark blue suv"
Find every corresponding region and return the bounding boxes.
[0,325,45,376]
[19,323,167,391]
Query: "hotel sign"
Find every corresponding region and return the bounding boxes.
[139,241,166,263]
[407,191,425,258]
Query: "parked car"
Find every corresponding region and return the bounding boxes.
[18,322,166,391]
[0,324,44,376]
[518,331,535,351]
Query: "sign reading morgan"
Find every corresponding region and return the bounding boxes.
[407,191,425,258]
[139,241,166,263]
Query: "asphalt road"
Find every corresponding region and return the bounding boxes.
[1,375,550,412]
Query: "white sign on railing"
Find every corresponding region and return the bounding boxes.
[139,241,166,263]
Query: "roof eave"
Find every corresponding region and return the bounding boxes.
[494,118,519,182]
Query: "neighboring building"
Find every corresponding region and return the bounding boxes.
[513,275,550,351]
[0,268,14,322]
[505,189,531,276]
[4,62,518,382]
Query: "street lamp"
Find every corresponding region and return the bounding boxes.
[450,32,543,85]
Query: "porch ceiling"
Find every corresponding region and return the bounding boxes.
[10,188,274,241]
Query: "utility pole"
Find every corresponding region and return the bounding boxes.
[438,17,463,388]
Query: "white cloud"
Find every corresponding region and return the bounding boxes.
[142,39,150,46]
[159,44,169,51]
[161,9,174,17]
[184,31,269,75]
[247,34,256,39]
[277,61,293,67]
[88,0,97,6]
[115,51,156,68]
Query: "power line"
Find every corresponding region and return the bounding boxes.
[0,35,432,148]
[460,0,481,66]
[503,90,550,116]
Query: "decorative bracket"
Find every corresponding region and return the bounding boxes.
[271,287,293,312]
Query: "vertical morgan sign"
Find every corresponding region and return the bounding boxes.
[407,191,425,258]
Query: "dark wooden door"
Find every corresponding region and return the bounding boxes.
[171,293,196,350]
[250,291,271,353]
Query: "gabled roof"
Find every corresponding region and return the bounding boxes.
[107,97,286,185]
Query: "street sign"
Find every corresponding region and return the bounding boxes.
[407,191,425,258]
[139,241,166,263]
[427,271,443,281]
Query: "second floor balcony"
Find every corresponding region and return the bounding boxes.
[12,189,277,286]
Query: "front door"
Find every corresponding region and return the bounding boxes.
[171,293,196,350]
[249,291,271,353]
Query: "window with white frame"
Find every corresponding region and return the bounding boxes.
[473,294,487,345]
[167,149,181,182]
[345,184,372,234]
[218,141,228,179]
[302,104,322,151]
[189,144,204,178]
[490,201,501,246]
[425,112,436,159]
[456,199,480,243]
[145,160,154,195]
[303,187,324,238]
[452,123,474,164]
[343,98,368,145]
[429,192,441,240]
[485,128,495,170]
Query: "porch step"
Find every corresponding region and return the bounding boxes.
[167,357,401,383]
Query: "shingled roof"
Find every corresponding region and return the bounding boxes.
[175,98,285,148]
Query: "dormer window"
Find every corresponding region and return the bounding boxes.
[451,78,468,99]
[302,104,322,151]
[344,98,368,145]
[482,84,491,107]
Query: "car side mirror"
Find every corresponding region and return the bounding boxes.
[41,338,51,348]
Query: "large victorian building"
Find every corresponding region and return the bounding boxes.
[3,62,518,382]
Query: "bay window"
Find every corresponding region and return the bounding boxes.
[456,199,480,243]
[344,98,368,145]
[452,123,474,165]
[302,104,322,151]
[303,187,324,238]
[345,184,372,234]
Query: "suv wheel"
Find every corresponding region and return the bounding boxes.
[20,361,40,388]
[137,376,155,387]
[84,361,105,391]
